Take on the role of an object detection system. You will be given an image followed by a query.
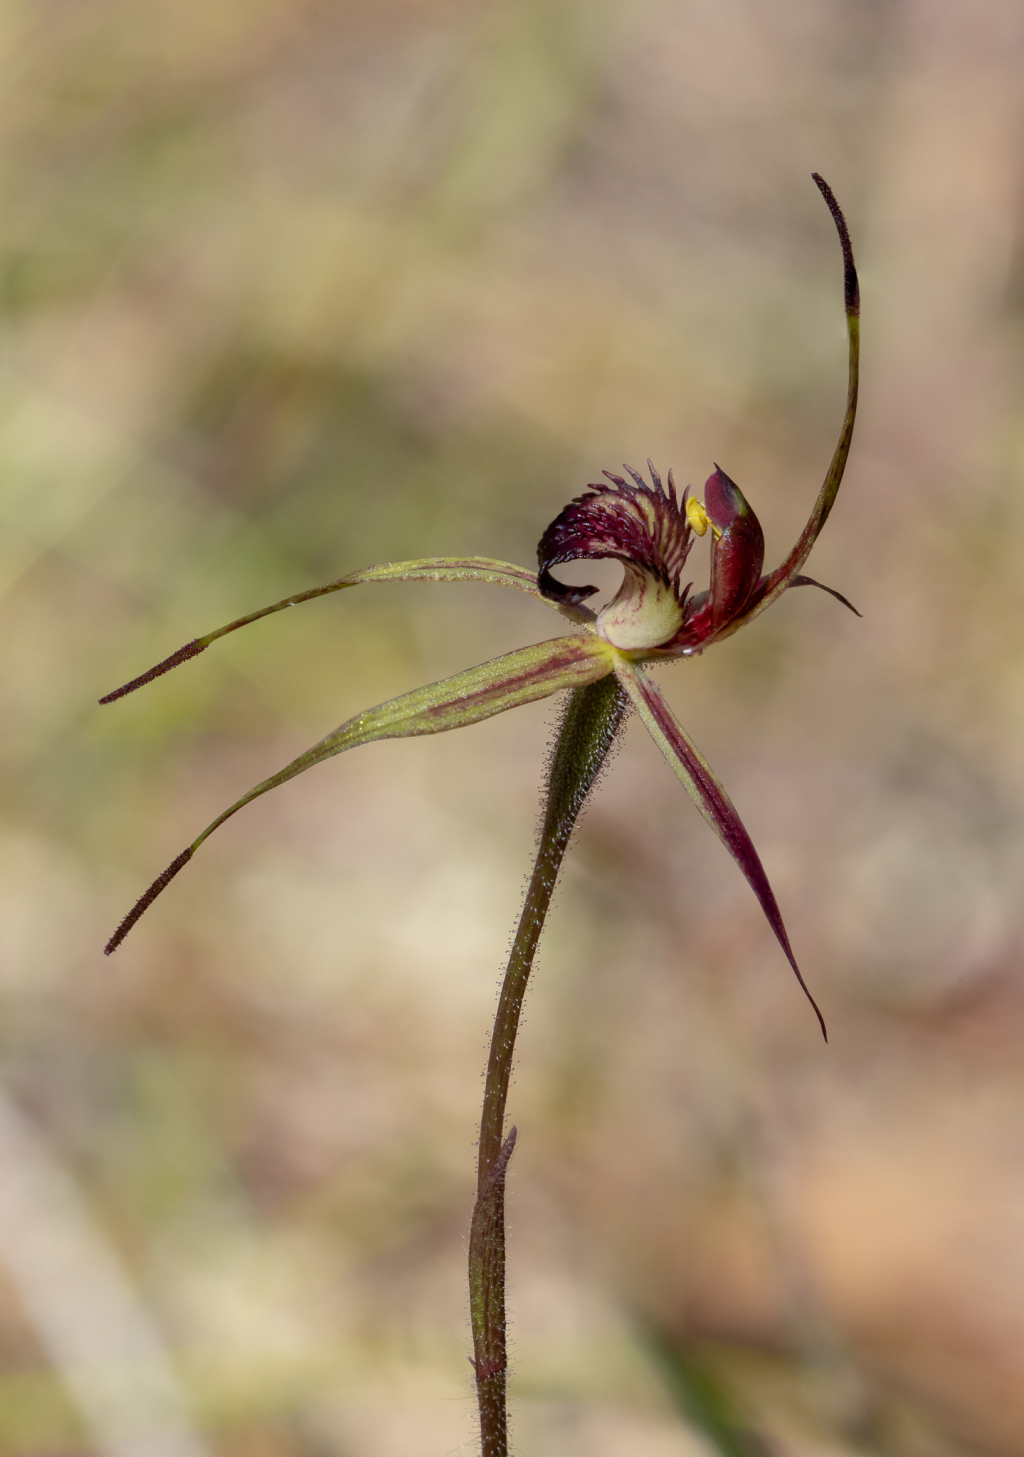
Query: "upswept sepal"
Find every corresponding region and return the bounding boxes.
[726,173,860,632]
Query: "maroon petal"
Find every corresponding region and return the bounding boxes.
[788,574,861,616]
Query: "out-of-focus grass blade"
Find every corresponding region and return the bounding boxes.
[645,1329,772,1457]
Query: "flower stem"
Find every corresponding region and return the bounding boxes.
[469,673,628,1456]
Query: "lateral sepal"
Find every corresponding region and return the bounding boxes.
[99,557,595,705]
[105,633,615,952]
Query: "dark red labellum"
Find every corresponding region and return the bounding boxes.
[537,464,693,609]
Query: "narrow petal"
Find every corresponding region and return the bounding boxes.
[99,557,594,705]
[788,574,861,616]
[105,634,615,953]
[614,656,826,1039]
[725,174,859,636]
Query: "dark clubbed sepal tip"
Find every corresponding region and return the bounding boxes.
[812,172,859,318]
[104,847,193,954]
[99,640,207,705]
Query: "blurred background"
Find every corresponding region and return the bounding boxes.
[1,0,1024,1453]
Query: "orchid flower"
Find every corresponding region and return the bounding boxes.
[102,175,858,1457]
[103,175,857,1037]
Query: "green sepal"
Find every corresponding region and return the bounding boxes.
[105,633,615,953]
[100,557,595,705]
[226,634,616,821]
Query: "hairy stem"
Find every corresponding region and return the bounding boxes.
[468,673,628,1456]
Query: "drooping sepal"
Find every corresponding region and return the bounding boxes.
[538,463,694,651]
[613,656,826,1039]
[105,633,616,953]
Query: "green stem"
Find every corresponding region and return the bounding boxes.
[468,674,628,1456]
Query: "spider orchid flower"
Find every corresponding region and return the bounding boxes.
[102,174,858,1043]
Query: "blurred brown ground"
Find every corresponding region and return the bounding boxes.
[2,0,1024,1453]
